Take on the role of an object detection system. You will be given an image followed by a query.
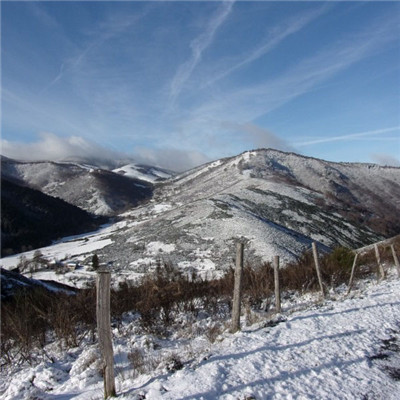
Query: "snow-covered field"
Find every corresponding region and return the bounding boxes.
[2,270,399,399]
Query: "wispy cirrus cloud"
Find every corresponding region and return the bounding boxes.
[181,12,399,138]
[40,7,150,95]
[3,2,399,169]
[295,127,400,147]
[168,0,234,106]
[204,4,331,87]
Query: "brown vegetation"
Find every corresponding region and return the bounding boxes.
[2,243,398,367]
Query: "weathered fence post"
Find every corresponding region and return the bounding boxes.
[346,252,359,295]
[273,255,281,313]
[390,244,400,278]
[97,269,116,399]
[311,242,326,299]
[374,244,386,281]
[231,242,244,333]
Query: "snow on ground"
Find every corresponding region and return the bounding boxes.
[147,241,176,255]
[0,237,112,271]
[153,204,173,213]
[113,164,172,183]
[27,268,98,289]
[0,223,119,270]
[178,258,217,279]
[1,272,399,399]
[123,280,400,400]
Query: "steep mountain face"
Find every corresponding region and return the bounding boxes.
[163,149,400,239]
[1,178,106,256]
[1,157,153,216]
[2,149,399,281]
[66,149,398,279]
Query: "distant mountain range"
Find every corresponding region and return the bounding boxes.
[1,156,170,256]
[1,156,158,216]
[1,149,399,275]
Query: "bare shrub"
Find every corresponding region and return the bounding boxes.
[1,286,96,366]
[127,349,146,375]
[281,251,318,293]
[321,247,354,286]
[4,241,393,367]
[205,323,223,343]
[242,263,273,309]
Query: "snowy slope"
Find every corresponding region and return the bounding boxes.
[113,163,174,183]
[1,271,399,399]
[0,222,123,288]
[1,268,76,300]
[1,157,153,215]
[100,149,397,276]
[2,149,399,285]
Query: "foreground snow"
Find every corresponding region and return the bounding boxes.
[1,276,399,399]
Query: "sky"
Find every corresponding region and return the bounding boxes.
[1,1,399,171]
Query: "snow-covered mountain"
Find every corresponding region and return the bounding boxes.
[97,148,398,276]
[1,156,153,216]
[3,148,398,285]
[2,149,400,399]
[113,163,174,183]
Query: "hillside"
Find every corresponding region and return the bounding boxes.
[0,267,76,300]
[1,178,106,256]
[98,149,399,278]
[1,156,154,216]
[1,149,399,284]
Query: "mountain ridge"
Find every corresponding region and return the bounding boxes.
[1,156,154,216]
[1,148,399,282]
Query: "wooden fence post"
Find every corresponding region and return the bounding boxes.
[231,242,244,333]
[311,242,326,299]
[97,270,116,399]
[390,244,400,278]
[273,255,281,313]
[374,244,386,281]
[346,252,359,295]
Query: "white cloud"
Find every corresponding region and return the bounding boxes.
[168,1,234,105]
[295,127,400,146]
[182,13,399,137]
[371,153,400,167]
[1,133,211,172]
[1,132,127,168]
[204,4,331,86]
[133,147,211,172]
[224,122,295,152]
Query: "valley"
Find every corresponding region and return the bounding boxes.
[1,149,399,288]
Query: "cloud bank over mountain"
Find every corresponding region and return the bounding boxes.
[1,132,211,172]
[1,132,126,167]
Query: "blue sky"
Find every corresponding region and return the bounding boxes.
[1,1,399,170]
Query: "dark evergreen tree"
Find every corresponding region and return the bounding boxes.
[92,254,99,270]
